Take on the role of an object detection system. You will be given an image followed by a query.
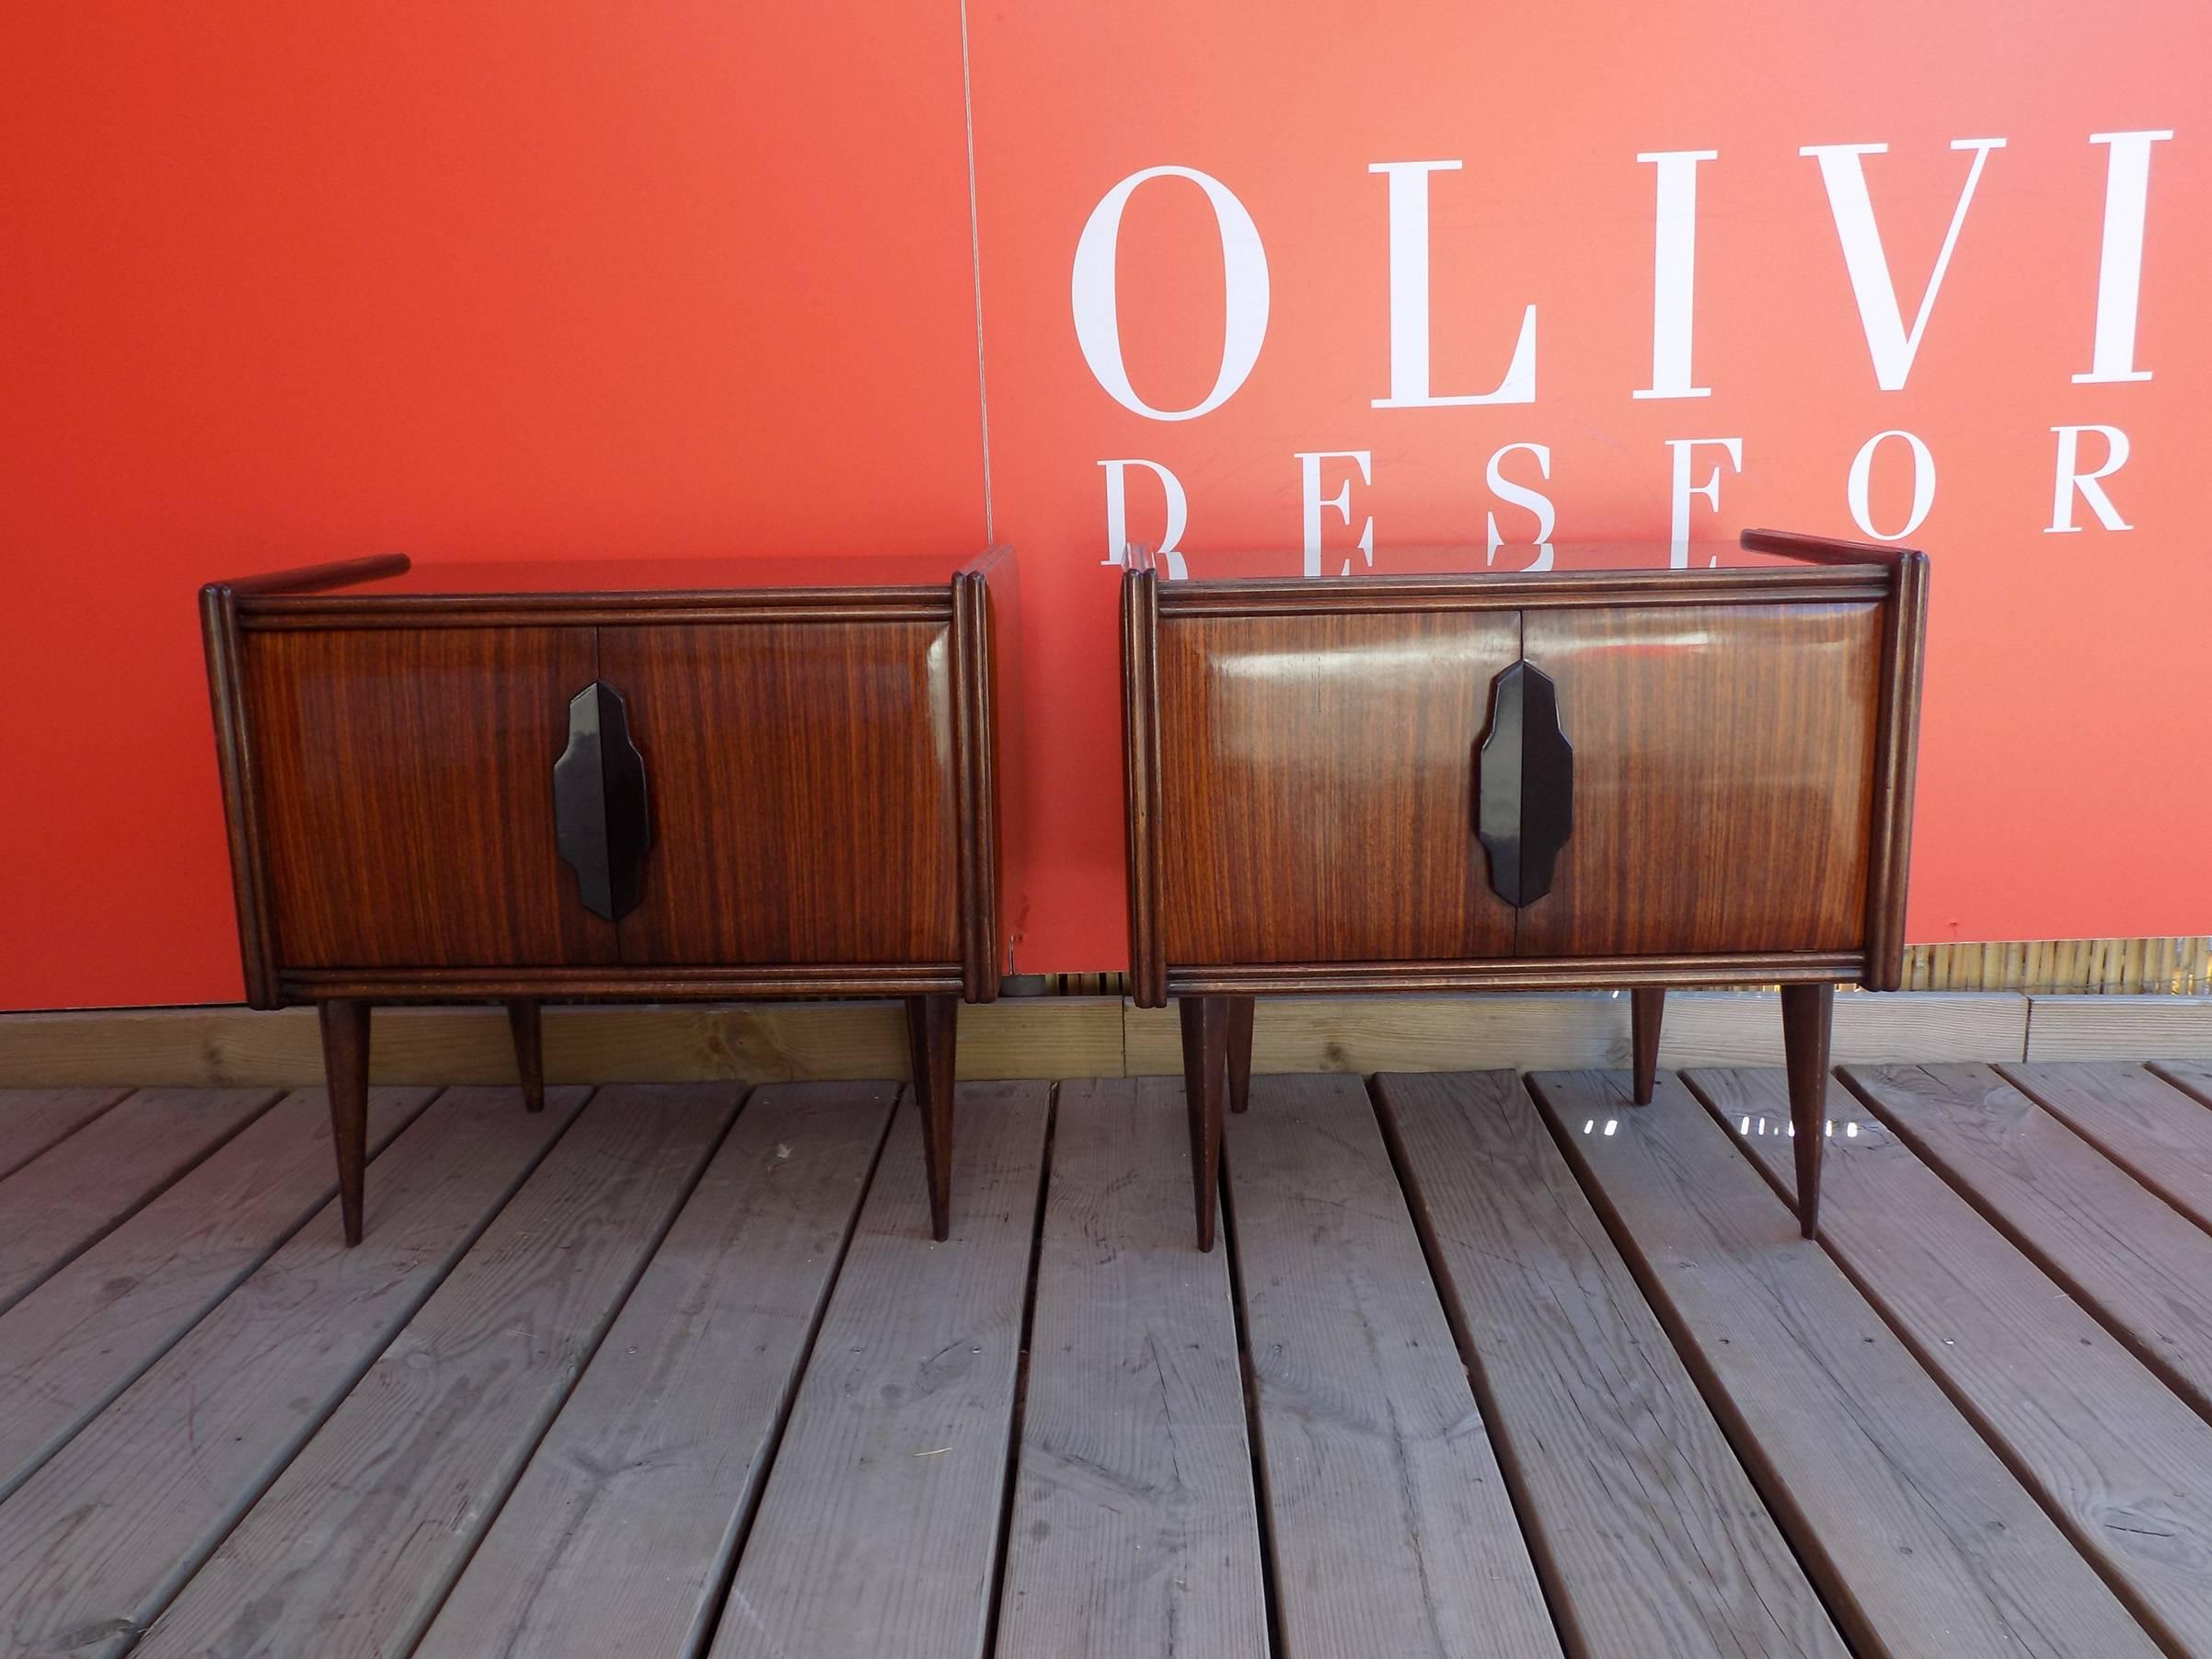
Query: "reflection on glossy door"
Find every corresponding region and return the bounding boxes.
[601,621,962,965]
[245,626,617,968]
[1516,604,1884,957]
[1155,609,1522,964]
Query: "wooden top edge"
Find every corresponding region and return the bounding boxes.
[1136,536,1901,588]
[226,551,998,611]
[1739,526,1925,565]
[204,553,412,598]
[239,589,960,619]
[1154,570,1890,610]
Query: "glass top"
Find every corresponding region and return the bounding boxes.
[348,552,985,595]
[1158,542,1851,582]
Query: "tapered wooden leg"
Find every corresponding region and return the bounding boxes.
[318,999,371,1248]
[1630,986,1665,1105]
[1180,996,1228,1251]
[505,998,545,1113]
[1226,996,1255,1114]
[905,994,958,1241]
[1780,983,1836,1238]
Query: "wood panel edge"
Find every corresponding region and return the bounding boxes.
[200,582,280,1008]
[1121,568,1167,1008]
[950,568,998,1001]
[2022,994,2212,1060]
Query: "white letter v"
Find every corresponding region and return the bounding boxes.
[1802,137,2004,391]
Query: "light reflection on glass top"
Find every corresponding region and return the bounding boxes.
[351,553,982,595]
[1156,542,1842,582]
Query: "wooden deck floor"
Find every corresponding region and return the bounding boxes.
[4,1059,2212,1656]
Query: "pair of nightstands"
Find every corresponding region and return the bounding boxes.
[204,530,1924,1248]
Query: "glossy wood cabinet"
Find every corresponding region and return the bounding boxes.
[1123,529,1927,1247]
[204,550,1018,1243]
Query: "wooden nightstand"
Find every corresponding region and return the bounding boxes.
[202,549,1018,1244]
[1122,529,1927,1248]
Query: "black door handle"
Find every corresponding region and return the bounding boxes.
[554,681,651,922]
[1476,661,1573,907]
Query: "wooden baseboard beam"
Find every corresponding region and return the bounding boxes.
[1124,991,2030,1077]
[6,988,2207,1089]
[0,988,2123,1089]
[0,999,1126,1089]
[2023,995,2212,1060]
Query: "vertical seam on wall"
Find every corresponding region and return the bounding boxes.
[958,0,995,543]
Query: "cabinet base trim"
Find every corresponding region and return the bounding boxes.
[283,964,967,1000]
[1163,952,1864,1001]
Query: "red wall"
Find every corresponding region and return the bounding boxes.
[2,0,2205,1008]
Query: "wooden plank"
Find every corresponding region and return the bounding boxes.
[1376,1069,1845,1659]
[2154,1059,2212,1107]
[417,1082,896,1659]
[707,1080,1050,1659]
[1842,1063,2212,1423]
[138,1084,738,1659]
[1528,1069,2160,1659]
[0,1085,585,1659]
[1225,1073,1560,1659]
[1124,991,2026,1077]
[0,1086,281,1314]
[1998,1062,2212,1234]
[0,989,2026,1090]
[1662,990,2026,1066]
[2025,995,2212,1060]
[0,1088,129,1181]
[0,1085,436,1503]
[996,1077,1265,1659]
[0,997,1125,1087]
[1128,992,1620,1075]
[1691,1066,2212,1654]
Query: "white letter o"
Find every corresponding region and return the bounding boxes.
[1847,430,1935,541]
[1071,167,1271,421]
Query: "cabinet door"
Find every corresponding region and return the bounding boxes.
[1515,603,1884,958]
[246,627,616,967]
[1156,609,1522,964]
[601,621,961,965]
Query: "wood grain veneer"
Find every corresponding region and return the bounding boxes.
[1155,607,1520,964]
[1515,602,1883,958]
[246,626,616,970]
[601,619,959,966]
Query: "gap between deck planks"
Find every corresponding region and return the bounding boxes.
[995,1077,1267,1659]
[0,1086,439,1504]
[418,1081,898,1659]
[0,1085,586,1659]
[1376,1069,1846,1659]
[2157,1059,2212,1106]
[137,1084,743,1659]
[1226,1072,1560,1659]
[0,1089,131,1183]
[1838,1063,2212,1427]
[1530,1069,2160,1659]
[1998,1060,2212,1233]
[1688,1066,2212,1655]
[0,1087,282,1315]
[707,1080,1052,1659]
